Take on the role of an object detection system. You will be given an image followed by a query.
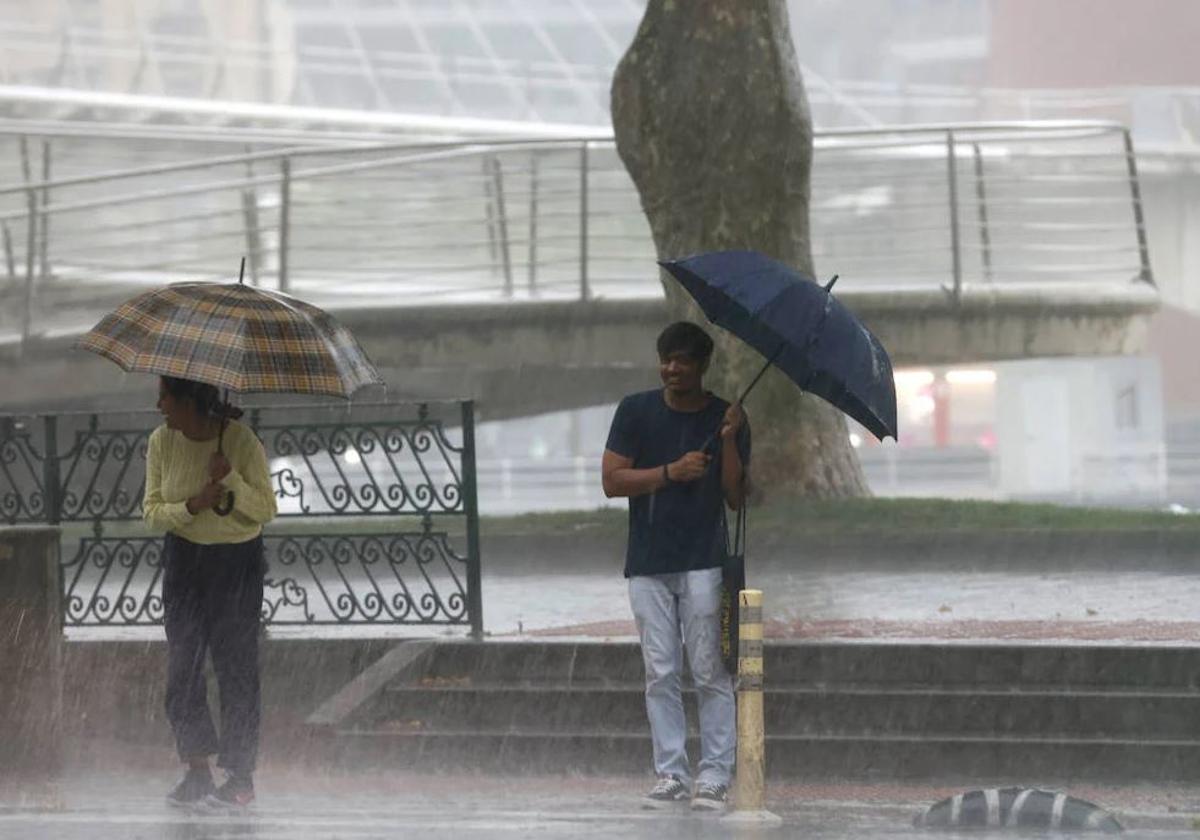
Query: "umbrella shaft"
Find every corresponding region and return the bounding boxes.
[736,354,776,407]
[217,388,228,454]
[701,346,783,455]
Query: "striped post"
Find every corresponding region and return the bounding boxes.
[724,589,782,828]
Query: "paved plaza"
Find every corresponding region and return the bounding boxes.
[5,771,1200,840]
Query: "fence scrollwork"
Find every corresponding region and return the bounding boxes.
[3,402,482,635]
[266,418,464,516]
[1,418,47,523]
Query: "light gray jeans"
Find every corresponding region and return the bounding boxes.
[628,567,735,786]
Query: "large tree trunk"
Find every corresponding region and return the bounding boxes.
[611,0,870,497]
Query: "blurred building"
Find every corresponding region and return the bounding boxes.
[987,0,1200,89]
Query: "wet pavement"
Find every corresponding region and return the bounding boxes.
[487,566,1200,644]
[4,772,1200,839]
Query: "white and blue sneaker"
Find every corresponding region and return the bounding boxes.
[691,781,728,811]
[643,774,689,809]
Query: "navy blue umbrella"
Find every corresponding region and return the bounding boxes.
[660,250,897,441]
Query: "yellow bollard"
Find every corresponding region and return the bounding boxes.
[723,589,783,829]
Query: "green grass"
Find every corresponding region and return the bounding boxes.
[64,496,1198,543]
[746,496,1200,534]
[491,496,1200,537]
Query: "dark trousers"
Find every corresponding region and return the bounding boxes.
[163,532,265,776]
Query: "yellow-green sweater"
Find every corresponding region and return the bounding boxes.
[143,420,277,544]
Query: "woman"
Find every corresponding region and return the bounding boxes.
[143,376,277,809]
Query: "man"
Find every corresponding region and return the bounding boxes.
[601,321,750,810]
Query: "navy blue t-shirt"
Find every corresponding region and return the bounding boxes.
[605,389,751,578]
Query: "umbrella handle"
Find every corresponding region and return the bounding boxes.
[699,344,784,455]
[214,491,235,517]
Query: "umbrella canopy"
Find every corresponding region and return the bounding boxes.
[76,282,383,398]
[660,250,897,441]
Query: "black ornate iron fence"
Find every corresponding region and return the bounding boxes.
[1,402,482,636]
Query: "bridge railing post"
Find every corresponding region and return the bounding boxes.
[19,136,37,349]
[39,140,51,284]
[971,142,993,284]
[278,155,290,293]
[528,150,539,296]
[1,222,14,288]
[579,141,590,302]
[1121,128,1155,286]
[945,130,963,302]
[489,154,513,297]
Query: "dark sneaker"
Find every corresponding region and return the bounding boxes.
[643,774,689,809]
[691,781,728,811]
[165,766,215,807]
[204,774,255,810]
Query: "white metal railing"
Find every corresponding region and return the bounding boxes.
[0,121,1153,348]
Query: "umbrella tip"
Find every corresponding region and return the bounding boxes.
[238,256,246,285]
[824,274,839,292]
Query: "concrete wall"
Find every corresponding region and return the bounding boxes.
[988,0,1200,87]
[1,285,1159,417]
[61,637,401,771]
[0,527,62,781]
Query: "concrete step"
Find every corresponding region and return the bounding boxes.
[412,641,1200,691]
[329,641,1200,782]
[380,683,1200,740]
[330,728,1200,782]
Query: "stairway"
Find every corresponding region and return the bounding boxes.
[326,640,1200,782]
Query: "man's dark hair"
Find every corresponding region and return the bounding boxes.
[656,321,713,363]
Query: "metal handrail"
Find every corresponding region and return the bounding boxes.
[0,137,611,198]
[0,145,310,199]
[812,119,1128,139]
[0,118,408,147]
[0,141,609,224]
[0,120,1155,348]
[0,120,1127,200]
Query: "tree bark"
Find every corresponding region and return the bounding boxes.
[611,0,870,497]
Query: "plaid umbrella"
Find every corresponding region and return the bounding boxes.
[76,281,383,399]
[78,271,383,516]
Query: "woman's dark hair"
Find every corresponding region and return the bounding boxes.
[160,376,243,420]
[656,321,713,364]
